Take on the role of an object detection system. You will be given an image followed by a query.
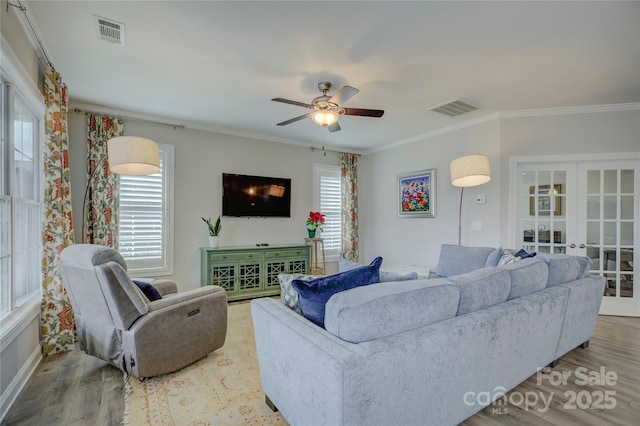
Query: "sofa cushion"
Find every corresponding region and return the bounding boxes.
[435,244,497,277]
[380,265,431,279]
[339,257,418,282]
[446,267,511,315]
[538,254,592,287]
[324,279,459,343]
[500,258,548,299]
[277,273,322,314]
[292,257,383,327]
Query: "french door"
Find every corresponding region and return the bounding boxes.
[515,157,639,316]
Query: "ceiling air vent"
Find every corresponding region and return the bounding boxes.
[94,16,125,46]
[429,99,478,117]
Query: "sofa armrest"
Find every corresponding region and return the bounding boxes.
[150,279,178,296]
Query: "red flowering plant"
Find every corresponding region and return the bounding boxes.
[306,211,326,232]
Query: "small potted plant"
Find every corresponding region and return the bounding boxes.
[202,215,222,248]
[306,211,325,238]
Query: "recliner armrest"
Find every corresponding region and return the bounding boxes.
[148,286,226,311]
[150,279,178,296]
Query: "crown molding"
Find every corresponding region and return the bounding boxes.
[364,112,501,155]
[70,101,361,155]
[499,102,640,118]
[365,102,640,155]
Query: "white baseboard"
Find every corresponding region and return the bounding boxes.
[0,345,42,423]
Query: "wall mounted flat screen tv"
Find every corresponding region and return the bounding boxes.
[222,173,291,217]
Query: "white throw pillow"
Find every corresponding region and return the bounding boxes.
[498,250,522,266]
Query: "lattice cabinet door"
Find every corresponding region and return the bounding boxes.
[238,262,262,293]
[265,260,287,291]
[209,263,237,296]
[288,258,308,275]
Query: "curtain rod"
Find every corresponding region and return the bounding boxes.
[310,146,360,157]
[73,107,186,130]
[8,1,53,67]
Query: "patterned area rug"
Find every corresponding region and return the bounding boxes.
[124,300,287,425]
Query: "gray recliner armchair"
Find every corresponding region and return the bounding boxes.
[59,244,227,378]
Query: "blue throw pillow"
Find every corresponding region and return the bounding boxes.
[292,257,383,327]
[132,280,163,302]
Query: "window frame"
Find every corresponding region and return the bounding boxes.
[313,163,342,261]
[118,143,175,277]
[0,42,45,342]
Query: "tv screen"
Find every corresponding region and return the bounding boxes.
[222,173,291,217]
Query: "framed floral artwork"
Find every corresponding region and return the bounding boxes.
[398,169,436,218]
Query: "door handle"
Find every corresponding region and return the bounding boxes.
[568,243,576,249]
[579,244,593,249]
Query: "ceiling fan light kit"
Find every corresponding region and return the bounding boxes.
[311,110,339,127]
[272,81,384,133]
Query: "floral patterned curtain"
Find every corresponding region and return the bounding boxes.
[340,153,359,262]
[85,114,124,247]
[41,66,75,355]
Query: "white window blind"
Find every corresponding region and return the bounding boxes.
[118,143,174,276]
[314,164,341,258]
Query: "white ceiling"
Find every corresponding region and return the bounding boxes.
[25,1,640,152]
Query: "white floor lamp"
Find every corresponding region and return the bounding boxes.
[450,154,491,245]
[82,136,160,243]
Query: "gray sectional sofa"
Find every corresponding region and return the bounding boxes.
[251,245,605,426]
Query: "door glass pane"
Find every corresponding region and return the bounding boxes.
[603,170,617,193]
[587,247,600,272]
[603,196,617,220]
[538,171,551,187]
[555,222,566,244]
[587,170,600,193]
[603,222,617,246]
[620,222,633,246]
[620,249,633,298]
[587,196,600,220]
[621,196,634,220]
[522,171,535,187]
[620,170,634,193]
[554,171,567,189]
[587,222,600,245]
[604,274,616,297]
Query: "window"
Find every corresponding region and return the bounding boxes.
[313,164,341,259]
[118,143,174,276]
[1,54,44,324]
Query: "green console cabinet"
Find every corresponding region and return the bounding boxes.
[200,244,310,301]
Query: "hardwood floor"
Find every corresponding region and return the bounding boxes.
[3,315,639,425]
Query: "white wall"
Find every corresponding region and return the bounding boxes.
[359,108,639,270]
[68,112,340,290]
[498,109,640,245]
[359,119,502,269]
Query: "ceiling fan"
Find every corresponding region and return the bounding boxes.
[272,82,384,133]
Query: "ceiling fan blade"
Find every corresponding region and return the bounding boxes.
[272,98,312,108]
[339,108,385,118]
[327,122,341,133]
[277,113,310,126]
[328,86,359,106]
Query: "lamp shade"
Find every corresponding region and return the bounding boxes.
[450,154,491,188]
[311,110,339,127]
[107,136,160,175]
